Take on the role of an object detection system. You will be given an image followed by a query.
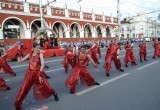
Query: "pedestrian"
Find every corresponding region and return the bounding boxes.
[124,41,137,67]
[104,39,124,77]
[14,43,59,110]
[139,40,148,62]
[65,47,100,94]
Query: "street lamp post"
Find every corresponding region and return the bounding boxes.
[39,0,44,28]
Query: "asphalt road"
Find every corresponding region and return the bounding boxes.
[0,42,160,110]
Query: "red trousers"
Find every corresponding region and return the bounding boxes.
[14,70,55,108]
[139,52,147,61]
[153,48,160,58]
[104,55,121,73]
[66,66,96,90]
[0,62,15,76]
[63,54,76,72]
[124,51,136,65]
[0,76,8,91]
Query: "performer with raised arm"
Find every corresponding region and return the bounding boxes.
[14,43,59,110]
[124,41,137,67]
[89,42,100,64]
[153,39,160,59]
[65,47,100,94]
[139,40,148,62]
[104,39,124,77]
[0,47,16,77]
[62,42,76,72]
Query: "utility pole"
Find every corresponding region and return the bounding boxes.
[117,0,120,39]
[39,0,45,28]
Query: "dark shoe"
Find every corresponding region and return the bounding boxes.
[119,69,124,72]
[87,63,89,66]
[99,56,101,58]
[106,73,110,77]
[93,82,100,85]
[14,102,21,110]
[134,63,137,65]
[153,57,155,59]
[144,59,148,61]
[13,73,16,77]
[70,87,76,94]
[46,75,50,79]
[140,60,142,63]
[125,65,128,67]
[45,65,49,69]
[53,93,59,101]
[97,62,100,64]
[7,87,11,90]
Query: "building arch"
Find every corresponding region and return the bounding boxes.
[52,21,67,38]
[2,17,26,39]
[70,22,81,38]
[84,23,93,38]
[96,24,103,37]
[106,25,112,37]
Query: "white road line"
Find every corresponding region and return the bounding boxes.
[76,73,130,96]
[5,79,10,82]
[46,68,64,73]
[137,61,159,70]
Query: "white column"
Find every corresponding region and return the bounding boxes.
[0,2,2,9]
[92,31,96,38]
[65,9,69,17]
[92,14,95,21]
[47,6,52,15]
[111,31,114,37]
[80,31,84,38]
[80,12,83,19]
[25,29,31,39]
[23,2,30,13]
[0,29,3,39]
[102,30,106,37]
[65,30,70,38]
[103,15,105,22]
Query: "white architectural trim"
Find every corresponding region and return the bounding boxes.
[0,10,118,26]
[30,19,48,29]
[52,21,67,31]
[1,16,26,30]
[70,22,82,31]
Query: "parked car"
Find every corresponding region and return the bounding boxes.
[143,37,150,42]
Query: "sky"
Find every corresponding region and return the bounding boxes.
[17,0,160,20]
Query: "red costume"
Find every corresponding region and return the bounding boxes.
[139,42,148,62]
[89,44,99,64]
[153,41,160,58]
[124,44,137,67]
[14,53,57,110]
[62,47,76,72]
[0,55,16,76]
[104,42,124,76]
[65,52,99,94]
[96,43,101,58]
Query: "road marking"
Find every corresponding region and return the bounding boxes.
[76,73,130,96]
[5,79,10,82]
[46,68,64,73]
[137,61,159,70]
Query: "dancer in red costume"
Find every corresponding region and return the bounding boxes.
[104,40,124,77]
[153,39,160,59]
[65,47,100,94]
[96,42,101,58]
[139,40,148,62]
[124,41,137,67]
[89,43,100,64]
[62,42,76,72]
[14,43,59,110]
[0,47,16,76]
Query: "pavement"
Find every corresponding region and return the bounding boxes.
[0,42,160,110]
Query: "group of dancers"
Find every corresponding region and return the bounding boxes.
[0,36,160,110]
